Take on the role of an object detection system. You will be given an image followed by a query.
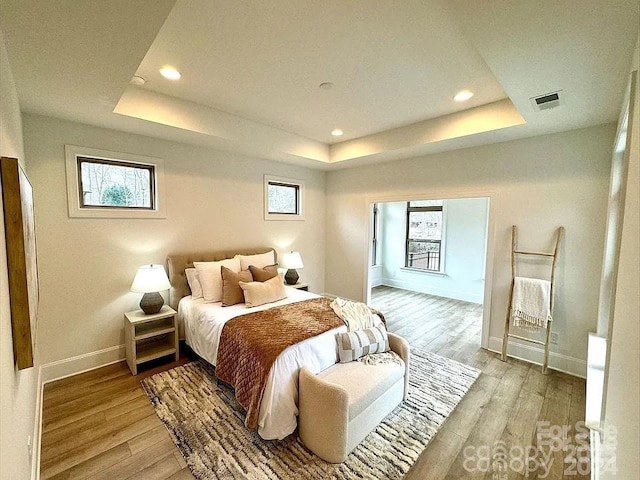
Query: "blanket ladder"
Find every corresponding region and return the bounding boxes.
[501,225,564,374]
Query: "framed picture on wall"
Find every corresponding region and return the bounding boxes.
[1,156,39,370]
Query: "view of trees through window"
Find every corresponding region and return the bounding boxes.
[406,200,444,271]
[78,157,154,209]
[267,182,298,214]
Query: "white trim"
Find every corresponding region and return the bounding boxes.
[31,366,43,480]
[482,195,497,350]
[64,145,166,219]
[488,336,587,378]
[585,333,607,434]
[363,188,496,351]
[398,267,447,276]
[263,174,305,221]
[40,344,125,384]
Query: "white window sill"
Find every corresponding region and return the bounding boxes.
[399,267,447,277]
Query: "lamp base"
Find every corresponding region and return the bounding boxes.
[140,291,164,314]
[284,269,299,285]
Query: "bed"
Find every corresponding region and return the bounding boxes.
[167,248,348,440]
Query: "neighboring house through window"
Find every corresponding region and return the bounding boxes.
[405,200,445,272]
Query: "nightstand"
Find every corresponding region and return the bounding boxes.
[289,282,309,291]
[124,306,178,375]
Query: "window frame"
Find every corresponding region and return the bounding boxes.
[266,181,299,215]
[404,201,447,273]
[263,175,305,221]
[372,203,379,266]
[76,157,156,210]
[65,145,165,219]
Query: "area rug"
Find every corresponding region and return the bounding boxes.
[141,349,479,479]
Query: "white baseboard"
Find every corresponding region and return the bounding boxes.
[40,344,125,385]
[488,336,586,378]
[380,278,484,304]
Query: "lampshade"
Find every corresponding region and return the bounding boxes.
[130,264,171,293]
[281,251,304,269]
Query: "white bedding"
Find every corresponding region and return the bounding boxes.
[178,287,347,440]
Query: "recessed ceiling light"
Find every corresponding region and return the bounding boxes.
[454,89,474,102]
[319,82,335,90]
[160,66,181,81]
[130,74,146,86]
[331,129,344,137]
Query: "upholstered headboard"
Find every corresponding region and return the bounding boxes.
[166,247,276,310]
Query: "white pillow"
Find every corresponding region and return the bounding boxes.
[185,268,203,299]
[194,257,241,303]
[239,275,287,308]
[236,251,275,271]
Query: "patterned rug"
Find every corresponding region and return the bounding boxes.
[141,349,480,479]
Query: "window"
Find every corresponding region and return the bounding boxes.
[268,182,299,214]
[264,175,305,220]
[405,200,445,272]
[372,203,379,266]
[78,157,154,209]
[65,145,165,219]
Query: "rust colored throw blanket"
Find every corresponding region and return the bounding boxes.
[216,297,346,430]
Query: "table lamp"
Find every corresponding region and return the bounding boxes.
[131,264,171,314]
[281,251,304,285]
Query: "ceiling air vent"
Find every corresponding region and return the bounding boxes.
[530,90,563,111]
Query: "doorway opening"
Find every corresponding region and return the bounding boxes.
[366,196,492,359]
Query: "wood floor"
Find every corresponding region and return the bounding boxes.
[372,286,588,480]
[40,287,587,479]
[370,285,484,362]
[40,354,197,480]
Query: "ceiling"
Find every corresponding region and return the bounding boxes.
[1,0,638,170]
[135,0,508,144]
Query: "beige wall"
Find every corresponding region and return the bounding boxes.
[599,43,639,480]
[325,124,615,374]
[23,114,326,366]
[0,30,39,480]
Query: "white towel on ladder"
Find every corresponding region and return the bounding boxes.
[511,276,552,330]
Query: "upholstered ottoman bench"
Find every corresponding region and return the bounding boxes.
[298,332,410,463]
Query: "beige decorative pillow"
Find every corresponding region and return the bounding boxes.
[337,325,390,363]
[185,268,203,299]
[221,267,253,306]
[194,257,241,303]
[237,251,275,271]
[239,275,287,308]
[248,264,278,282]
